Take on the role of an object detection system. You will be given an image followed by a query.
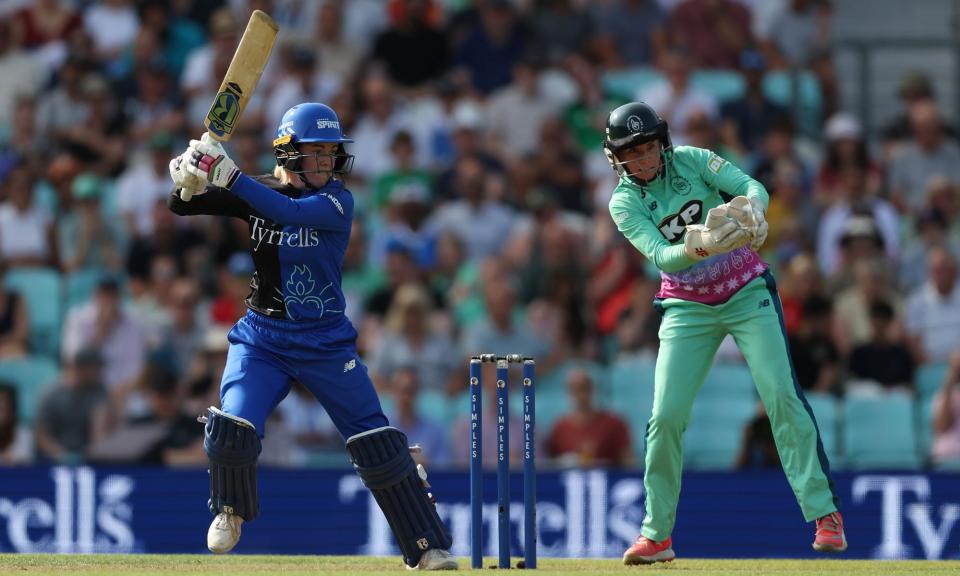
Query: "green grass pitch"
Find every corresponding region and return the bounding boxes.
[1,555,959,575]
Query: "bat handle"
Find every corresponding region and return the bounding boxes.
[179,180,203,202]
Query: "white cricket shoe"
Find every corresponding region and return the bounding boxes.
[207,511,244,554]
[407,549,459,570]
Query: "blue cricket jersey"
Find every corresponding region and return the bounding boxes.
[169,173,357,342]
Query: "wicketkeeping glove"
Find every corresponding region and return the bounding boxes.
[684,206,751,260]
[184,133,241,190]
[725,195,768,251]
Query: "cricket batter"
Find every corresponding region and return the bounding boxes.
[167,102,457,570]
[604,102,846,564]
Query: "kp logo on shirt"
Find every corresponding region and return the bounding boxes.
[657,200,703,242]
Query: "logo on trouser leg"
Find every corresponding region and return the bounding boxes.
[417,538,429,550]
[343,358,356,372]
[759,299,770,309]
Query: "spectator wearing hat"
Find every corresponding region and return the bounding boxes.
[126,361,206,466]
[434,101,505,200]
[905,247,960,364]
[181,7,238,101]
[364,242,441,321]
[814,113,882,208]
[888,100,960,213]
[35,347,109,464]
[57,173,123,273]
[0,161,58,269]
[369,132,438,268]
[62,276,146,393]
[832,257,902,357]
[816,165,900,276]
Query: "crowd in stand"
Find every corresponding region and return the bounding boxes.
[0,0,958,470]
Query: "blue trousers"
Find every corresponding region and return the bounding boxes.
[220,311,388,438]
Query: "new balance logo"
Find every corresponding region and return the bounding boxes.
[758,299,771,309]
[343,358,356,372]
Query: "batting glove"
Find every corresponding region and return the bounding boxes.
[169,153,205,200]
[184,133,241,189]
[684,206,750,260]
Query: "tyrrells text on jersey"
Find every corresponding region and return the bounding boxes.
[249,214,321,251]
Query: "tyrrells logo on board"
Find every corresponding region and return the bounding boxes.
[249,215,320,251]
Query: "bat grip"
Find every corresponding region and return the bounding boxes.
[179,180,203,202]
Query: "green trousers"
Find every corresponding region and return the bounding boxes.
[641,271,839,542]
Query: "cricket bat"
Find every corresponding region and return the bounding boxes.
[180,9,279,201]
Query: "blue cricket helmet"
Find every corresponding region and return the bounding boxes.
[273,103,354,175]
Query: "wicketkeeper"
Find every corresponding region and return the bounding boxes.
[604,102,846,564]
[167,102,457,570]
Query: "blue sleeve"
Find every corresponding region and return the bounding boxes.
[228,174,352,230]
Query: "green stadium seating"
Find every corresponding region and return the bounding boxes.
[4,267,62,359]
[0,355,59,425]
[843,393,921,469]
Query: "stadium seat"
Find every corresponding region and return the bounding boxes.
[601,67,666,100]
[916,362,949,402]
[763,70,822,136]
[4,267,62,359]
[691,69,746,103]
[843,392,921,469]
[700,362,756,400]
[804,392,842,469]
[683,419,745,470]
[0,355,59,425]
[415,389,451,427]
[609,356,657,463]
[685,391,757,470]
[917,393,935,462]
[533,386,570,437]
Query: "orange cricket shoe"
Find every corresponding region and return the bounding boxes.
[622,535,675,565]
[813,511,847,552]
